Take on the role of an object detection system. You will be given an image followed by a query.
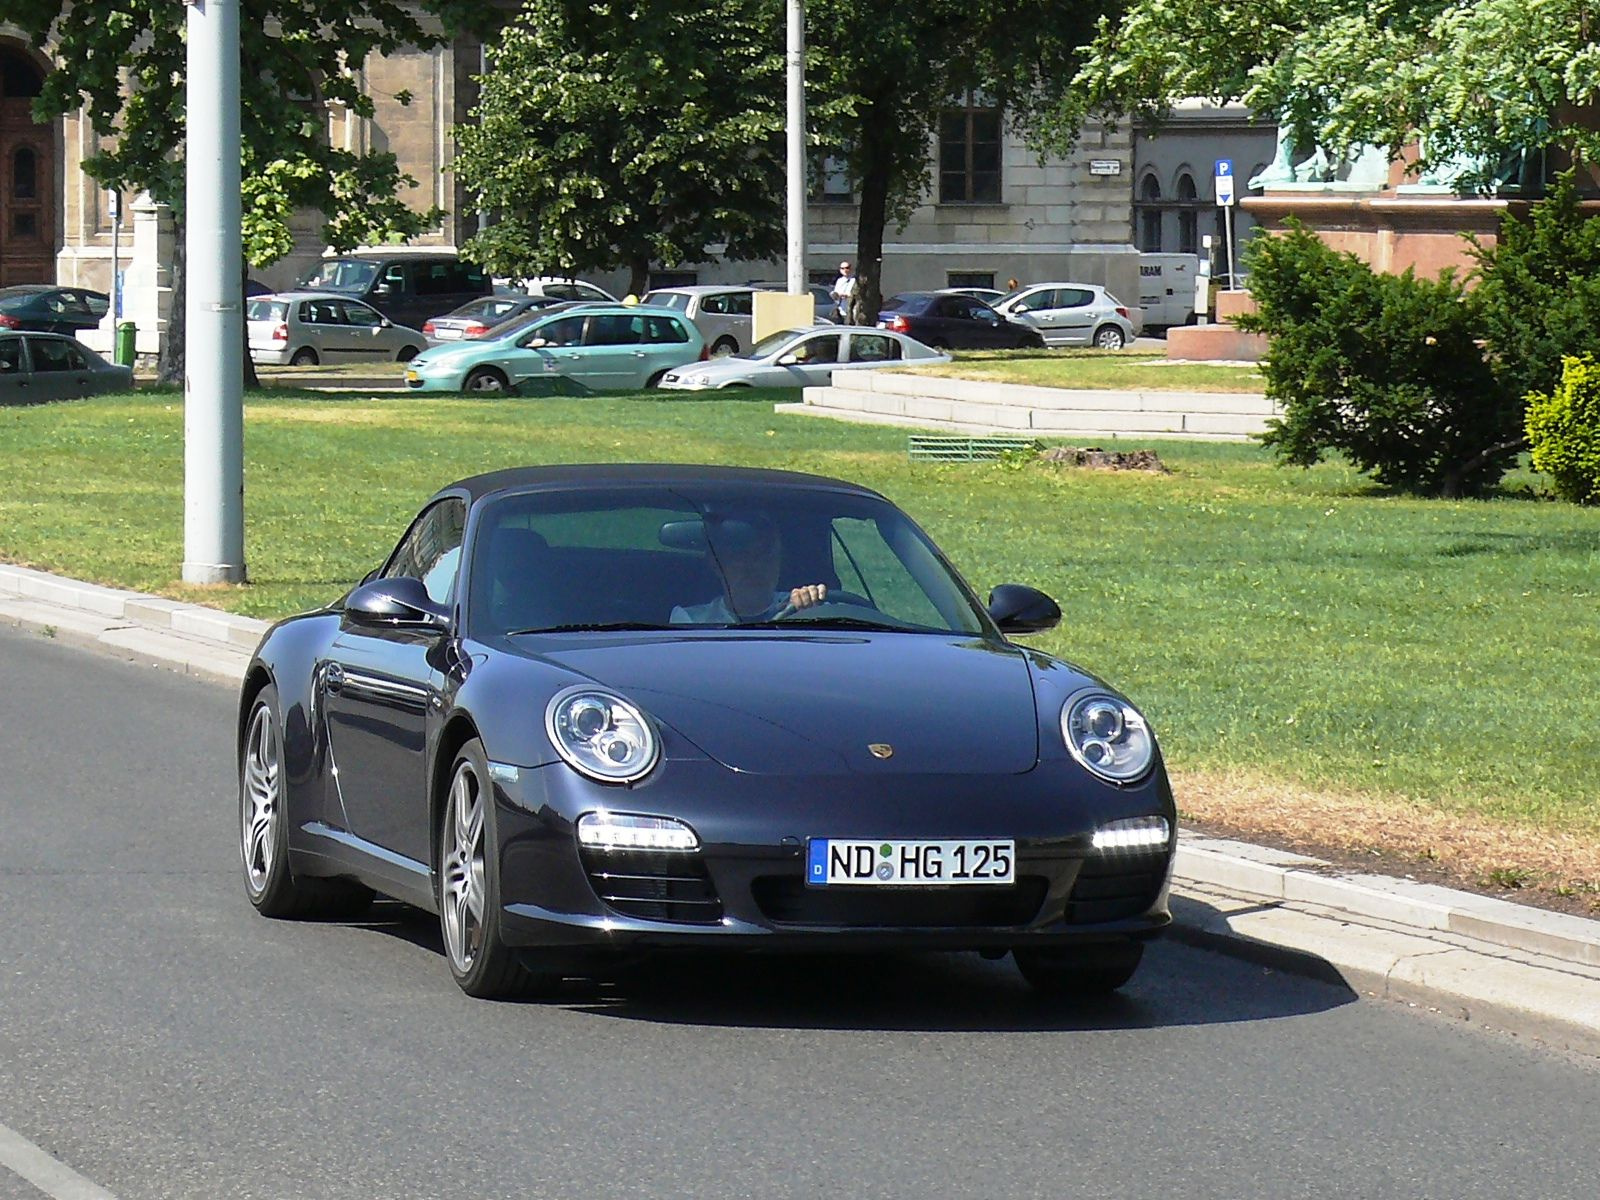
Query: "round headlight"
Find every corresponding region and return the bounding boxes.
[545,688,660,784]
[1062,694,1154,783]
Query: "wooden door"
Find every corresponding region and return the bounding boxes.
[1,49,54,286]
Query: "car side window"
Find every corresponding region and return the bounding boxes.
[643,316,689,344]
[700,293,727,315]
[545,284,581,300]
[585,314,644,346]
[526,316,584,347]
[27,338,85,372]
[0,338,21,373]
[791,335,841,364]
[575,284,608,301]
[379,262,410,295]
[1013,290,1050,313]
[848,334,899,363]
[1059,289,1093,308]
[343,302,384,328]
[381,498,467,605]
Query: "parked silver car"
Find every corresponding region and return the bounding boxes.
[421,295,572,345]
[0,330,132,403]
[246,291,428,366]
[640,284,757,357]
[992,283,1141,349]
[658,325,948,390]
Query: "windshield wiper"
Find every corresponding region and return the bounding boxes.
[745,615,914,632]
[508,622,672,635]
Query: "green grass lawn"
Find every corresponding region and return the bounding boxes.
[5,385,1598,840]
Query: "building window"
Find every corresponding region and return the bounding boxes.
[939,104,1002,204]
[1137,175,1162,251]
[12,147,36,201]
[647,270,697,290]
[1177,173,1198,254]
[946,272,995,290]
[814,154,854,205]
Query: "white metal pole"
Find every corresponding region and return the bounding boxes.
[183,0,246,583]
[109,191,121,322]
[785,0,807,295]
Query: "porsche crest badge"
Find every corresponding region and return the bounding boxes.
[868,743,894,759]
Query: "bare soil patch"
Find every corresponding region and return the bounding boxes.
[1172,767,1600,919]
[1039,446,1170,472]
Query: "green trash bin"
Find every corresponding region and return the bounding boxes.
[114,320,137,367]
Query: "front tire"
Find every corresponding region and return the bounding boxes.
[240,685,373,920]
[463,367,509,394]
[1014,941,1144,996]
[438,739,556,999]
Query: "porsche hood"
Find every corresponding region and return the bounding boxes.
[529,633,1042,775]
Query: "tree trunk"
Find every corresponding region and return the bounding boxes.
[157,220,185,386]
[850,103,894,326]
[627,257,650,299]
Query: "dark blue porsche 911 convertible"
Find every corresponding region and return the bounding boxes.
[238,464,1175,998]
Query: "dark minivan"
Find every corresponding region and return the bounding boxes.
[294,252,491,330]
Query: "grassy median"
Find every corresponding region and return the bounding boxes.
[5,385,1598,901]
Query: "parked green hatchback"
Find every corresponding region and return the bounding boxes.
[403,303,707,394]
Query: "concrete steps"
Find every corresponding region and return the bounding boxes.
[784,370,1278,441]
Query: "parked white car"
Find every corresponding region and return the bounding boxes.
[992,283,1141,349]
[640,284,757,357]
[658,325,948,390]
[247,291,427,366]
[507,277,618,303]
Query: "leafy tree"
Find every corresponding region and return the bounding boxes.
[805,1,1110,320]
[1237,221,1523,497]
[10,1,491,380]
[1067,0,1600,187]
[455,0,790,297]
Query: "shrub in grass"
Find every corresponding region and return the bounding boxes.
[1527,355,1600,504]
[1470,171,1600,408]
[1237,221,1520,498]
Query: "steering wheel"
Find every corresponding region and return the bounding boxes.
[772,590,877,620]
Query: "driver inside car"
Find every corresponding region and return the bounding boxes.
[670,514,828,624]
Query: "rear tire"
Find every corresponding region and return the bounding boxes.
[289,347,319,367]
[240,684,374,920]
[710,337,738,358]
[438,739,557,999]
[645,370,667,388]
[397,344,420,362]
[464,367,509,394]
[1014,941,1144,996]
[1093,326,1127,350]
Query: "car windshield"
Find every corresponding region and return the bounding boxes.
[748,328,805,358]
[295,258,379,292]
[469,484,991,638]
[246,299,287,322]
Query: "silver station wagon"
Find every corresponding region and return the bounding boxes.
[247,291,428,367]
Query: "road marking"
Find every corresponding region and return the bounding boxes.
[0,1123,119,1200]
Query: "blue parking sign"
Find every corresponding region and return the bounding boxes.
[1215,158,1236,207]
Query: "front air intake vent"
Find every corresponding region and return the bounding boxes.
[578,847,722,923]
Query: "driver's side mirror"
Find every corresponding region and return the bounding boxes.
[372,282,394,297]
[523,336,549,349]
[379,317,392,328]
[345,576,450,631]
[987,584,1060,634]
[777,353,798,365]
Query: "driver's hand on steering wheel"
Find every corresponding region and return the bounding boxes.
[787,583,828,611]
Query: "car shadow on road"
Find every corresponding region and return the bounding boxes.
[357,894,1359,1034]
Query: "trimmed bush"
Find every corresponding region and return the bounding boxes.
[1237,221,1521,498]
[1527,355,1600,504]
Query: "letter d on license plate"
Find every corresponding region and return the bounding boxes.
[806,839,1014,886]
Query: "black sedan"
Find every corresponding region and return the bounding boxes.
[878,291,1046,350]
[0,284,110,335]
[238,465,1175,999]
[0,331,133,403]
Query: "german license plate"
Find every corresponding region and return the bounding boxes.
[807,839,1014,886]
[436,329,462,339]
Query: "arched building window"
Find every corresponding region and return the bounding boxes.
[1137,174,1162,251]
[1176,172,1198,254]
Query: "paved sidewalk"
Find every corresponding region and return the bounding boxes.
[5,561,1598,1056]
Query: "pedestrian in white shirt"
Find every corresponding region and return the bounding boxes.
[830,261,856,323]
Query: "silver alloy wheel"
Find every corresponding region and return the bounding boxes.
[1095,326,1125,350]
[466,369,506,393]
[240,702,279,898]
[441,760,488,975]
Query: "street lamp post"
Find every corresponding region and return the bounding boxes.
[785,0,806,295]
[182,0,246,584]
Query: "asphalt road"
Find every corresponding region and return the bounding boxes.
[3,626,1599,1200]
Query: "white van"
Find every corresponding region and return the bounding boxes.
[1137,253,1202,332]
